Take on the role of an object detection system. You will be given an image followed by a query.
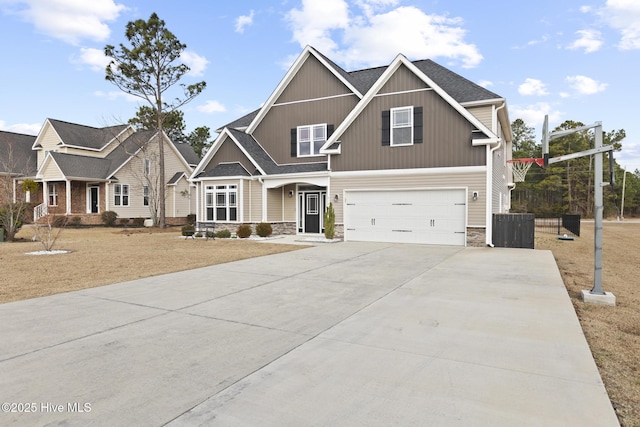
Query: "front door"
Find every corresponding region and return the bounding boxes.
[305,192,321,233]
[89,186,99,213]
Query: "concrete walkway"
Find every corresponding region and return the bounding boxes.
[0,242,618,426]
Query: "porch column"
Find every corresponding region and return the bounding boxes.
[66,180,71,214]
[43,181,48,205]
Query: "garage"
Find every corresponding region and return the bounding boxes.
[344,189,467,246]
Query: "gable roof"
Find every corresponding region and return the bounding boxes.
[45,119,130,151]
[245,46,363,134]
[173,142,200,166]
[48,152,113,180]
[321,54,500,152]
[0,131,37,176]
[193,128,327,179]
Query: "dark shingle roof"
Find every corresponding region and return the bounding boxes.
[199,162,251,178]
[48,119,129,150]
[104,130,154,176]
[221,109,260,131]
[0,131,37,175]
[50,152,113,180]
[173,142,200,165]
[228,129,327,175]
[411,60,500,103]
[168,171,187,184]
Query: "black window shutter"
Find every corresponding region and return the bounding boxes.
[414,107,423,144]
[291,128,297,157]
[381,110,390,146]
[327,124,334,138]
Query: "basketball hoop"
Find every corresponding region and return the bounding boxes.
[508,158,544,183]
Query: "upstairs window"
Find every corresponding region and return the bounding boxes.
[391,107,413,146]
[298,124,325,157]
[291,124,334,157]
[382,106,423,146]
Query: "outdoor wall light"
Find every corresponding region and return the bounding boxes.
[472,191,479,201]
[288,190,294,198]
[334,194,339,202]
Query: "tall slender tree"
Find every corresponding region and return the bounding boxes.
[105,13,206,227]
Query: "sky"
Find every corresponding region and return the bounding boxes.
[1,0,639,172]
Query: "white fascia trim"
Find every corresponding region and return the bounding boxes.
[322,54,498,151]
[273,92,355,107]
[35,151,64,180]
[191,130,227,177]
[32,119,57,150]
[191,175,250,183]
[330,165,486,178]
[192,129,266,178]
[246,46,362,134]
[263,174,329,189]
[460,98,505,108]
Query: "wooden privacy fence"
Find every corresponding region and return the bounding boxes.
[492,213,535,249]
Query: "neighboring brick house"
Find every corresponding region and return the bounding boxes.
[29,119,199,225]
[0,130,42,216]
[191,46,513,246]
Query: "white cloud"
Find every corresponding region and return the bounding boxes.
[518,78,549,96]
[235,10,255,33]
[285,0,482,69]
[601,0,640,50]
[197,100,226,114]
[0,0,126,45]
[180,51,209,77]
[94,90,139,102]
[566,75,608,95]
[567,29,603,53]
[509,103,564,128]
[477,80,493,88]
[0,120,41,135]
[73,47,111,71]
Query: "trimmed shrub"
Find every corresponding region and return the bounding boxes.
[53,216,68,228]
[215,229,231,238]
[256,222,273,237]
[119,218,130,226]
[70,216,82,227]
[133,217,145,227]
[205,230,215,239]
[101,210,118,227]
[181,223,195,236]
[236,224,252,238]
[324,202,336,239]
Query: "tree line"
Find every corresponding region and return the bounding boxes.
[510,118,640,218]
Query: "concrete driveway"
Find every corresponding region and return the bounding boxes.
[0,242,618,426]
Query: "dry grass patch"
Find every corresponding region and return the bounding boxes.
[0,225,305,304]
[536,221,640,427]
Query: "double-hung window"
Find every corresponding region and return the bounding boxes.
[297,124,326,157]
[144,159,151,176]
[48,183,58,206]
[114,184,129,206]
[205,184,237,221]
[391,106,413,146]
[143,186,149,206]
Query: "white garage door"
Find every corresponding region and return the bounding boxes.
[344,189,466,246]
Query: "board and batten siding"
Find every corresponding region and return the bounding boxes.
[276,54,354,104]
[253,96,358,165]
[378,63,429,94]
[205,135,255,175]
[331,169,487,227]
[331,90,485,172]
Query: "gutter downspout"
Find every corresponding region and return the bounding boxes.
[486,101,507,247]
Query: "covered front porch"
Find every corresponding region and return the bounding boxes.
[35,180,106,224]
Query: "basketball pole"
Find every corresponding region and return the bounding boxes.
[545,117,615,305]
